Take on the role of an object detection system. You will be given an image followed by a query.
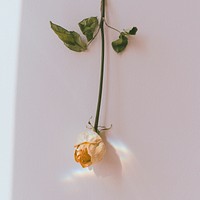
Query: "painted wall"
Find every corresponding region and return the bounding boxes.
[11,0,200,199]
[0,1,21,200]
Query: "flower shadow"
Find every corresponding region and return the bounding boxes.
[90,133,122,179]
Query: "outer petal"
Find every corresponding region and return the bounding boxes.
[76,130,102,144]
[90,142,106,163]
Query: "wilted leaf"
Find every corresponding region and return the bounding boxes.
[129,27,138,35]
[64,31,87,52]
[50,21,87,52]
[112,33,128,53]
[78,17,98,42]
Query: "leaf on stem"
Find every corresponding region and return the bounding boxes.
[128,27,138,35]
[50,21,87,52]
[112,33,128,53]
[78,17,99,42]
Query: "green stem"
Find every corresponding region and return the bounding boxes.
[94,0,106,133]
[104,18,121,33]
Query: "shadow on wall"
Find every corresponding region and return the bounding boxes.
[62,133,136,183]
[92,133,123,179]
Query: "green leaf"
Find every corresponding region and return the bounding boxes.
[50,21,87,52]
[112,33,128,53]
[64,31,87,52]
[129,27,138,35]
[78,17,98,42]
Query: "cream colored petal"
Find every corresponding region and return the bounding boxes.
[91,142,106,163]
[87,143,97,158]
[76,130,102,144]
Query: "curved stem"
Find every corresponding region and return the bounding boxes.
[94,0,106,133]
[104,18,121,33]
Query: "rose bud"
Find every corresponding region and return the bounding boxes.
[74,130,106,168]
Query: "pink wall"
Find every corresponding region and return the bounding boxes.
[12,0,200,199]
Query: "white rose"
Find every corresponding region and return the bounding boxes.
[74,130,106,168]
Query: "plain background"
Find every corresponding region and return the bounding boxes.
[0,0,21,200]
[1,0,200,199]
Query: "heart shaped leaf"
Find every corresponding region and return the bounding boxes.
[78,17,99,42]
[112,33,128,53]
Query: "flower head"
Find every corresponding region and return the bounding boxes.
[74,130,106,168]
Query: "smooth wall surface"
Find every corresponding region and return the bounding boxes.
[12,0,200,199]
[0,1,21,200]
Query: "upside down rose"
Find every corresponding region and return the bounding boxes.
[74,130,106,168]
